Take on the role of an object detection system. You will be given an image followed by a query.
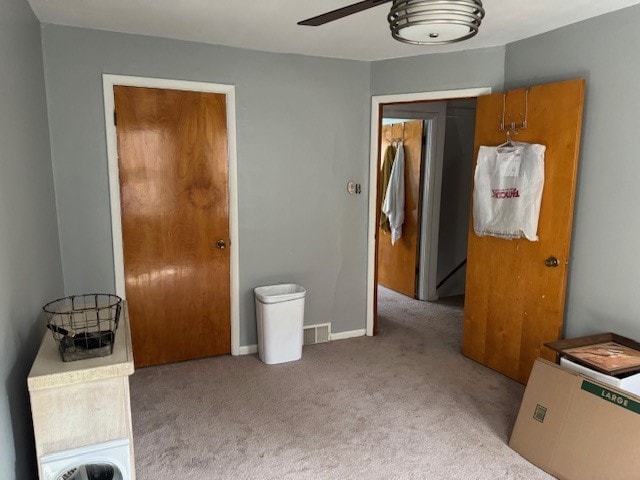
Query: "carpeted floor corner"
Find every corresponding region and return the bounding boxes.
[129,287,552,479]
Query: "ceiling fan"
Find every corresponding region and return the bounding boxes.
[298,0,485,45]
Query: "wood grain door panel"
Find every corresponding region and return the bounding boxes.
[462,79,585,383]
[115,86,231,367]
[377,121,424,298]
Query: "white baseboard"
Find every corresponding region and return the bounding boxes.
[238,329,365,354]
[330,329,366,341]
[238,344,258,355]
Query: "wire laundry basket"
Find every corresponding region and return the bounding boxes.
[43,294,122,362]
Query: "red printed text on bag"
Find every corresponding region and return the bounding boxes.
[491,188,520,199]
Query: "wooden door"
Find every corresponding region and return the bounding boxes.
[462,79,585,384]
[114,86,231,367]
[377,121,424,297]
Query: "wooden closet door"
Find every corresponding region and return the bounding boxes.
[114,86,231,367]
[377,120,424,298]
[462,79,585,383]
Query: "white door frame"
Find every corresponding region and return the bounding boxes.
[366,87,492,336]
[102,74,242,355]
[418,111,445,302]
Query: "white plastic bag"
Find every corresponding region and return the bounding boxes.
[473,141,545,241]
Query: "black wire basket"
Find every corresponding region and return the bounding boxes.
[43,294,123,362]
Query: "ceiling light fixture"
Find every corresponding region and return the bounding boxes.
[387,0,485,45]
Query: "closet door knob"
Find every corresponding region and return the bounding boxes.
[544,256,559,267]
[216,240,226,249]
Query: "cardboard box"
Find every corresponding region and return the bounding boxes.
[509,358,640,480]
[560,357,640,397]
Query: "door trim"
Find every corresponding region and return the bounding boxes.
[102,74,241,356]
[367,87,492,336]
[417,112,445,302]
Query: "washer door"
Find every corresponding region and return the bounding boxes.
[56,463,123,480]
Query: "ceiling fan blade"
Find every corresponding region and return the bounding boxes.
[298,0,393,26]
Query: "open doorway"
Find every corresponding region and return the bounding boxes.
[435,98,477,300]
[377,100,475,307]
[366,87,492,336]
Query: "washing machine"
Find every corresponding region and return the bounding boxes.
[40,439,131,480]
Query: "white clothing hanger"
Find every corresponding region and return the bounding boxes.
[498,129,516,149]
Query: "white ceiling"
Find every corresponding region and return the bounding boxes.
[28,0,640,61]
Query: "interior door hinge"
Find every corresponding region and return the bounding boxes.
[113,110,117,126]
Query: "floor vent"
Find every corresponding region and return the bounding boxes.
[303,323,331,345]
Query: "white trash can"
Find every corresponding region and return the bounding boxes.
[254,284,306,365]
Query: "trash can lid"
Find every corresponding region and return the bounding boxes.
[254,284,306,304]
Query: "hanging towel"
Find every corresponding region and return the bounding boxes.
[379,144,396,233]
[473,141,545,241]
[382,143,405,245]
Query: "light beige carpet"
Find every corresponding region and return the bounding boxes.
[129,287,552,479]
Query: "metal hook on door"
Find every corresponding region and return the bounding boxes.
[498,88,530,132]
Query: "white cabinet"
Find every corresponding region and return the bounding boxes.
[28,303,136,480]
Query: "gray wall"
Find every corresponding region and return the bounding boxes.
[41,25,371,345]
[437,101,476,297]
[505,5,640,339]
[0,2,63,479]
[371,46,505,96]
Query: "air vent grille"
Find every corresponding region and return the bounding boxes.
[303,323,331,345]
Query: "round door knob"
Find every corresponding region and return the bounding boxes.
[544,256,559,267]
[216,239,226,249]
